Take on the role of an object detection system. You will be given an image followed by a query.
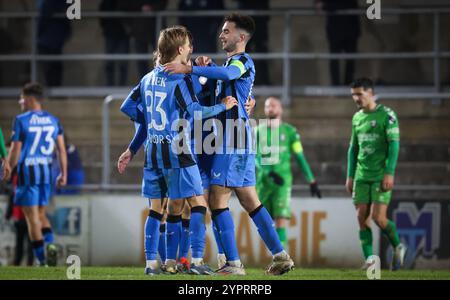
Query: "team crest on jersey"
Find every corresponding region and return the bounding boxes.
[370,120,377,127]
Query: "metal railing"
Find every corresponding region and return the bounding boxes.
[1,8,450,104]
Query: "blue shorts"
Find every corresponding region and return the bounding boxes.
[15,184,52,207]
[210,154,256,187]
[162,165,204,200]
[142,166,204,200]
[142,168,168,199]
[196,153,213,190]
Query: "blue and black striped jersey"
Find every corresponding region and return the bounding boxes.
[121,65,226,169]
[192,52,256,153]
[12,110,63,186]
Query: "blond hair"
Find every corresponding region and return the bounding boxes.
[157,26,192,65]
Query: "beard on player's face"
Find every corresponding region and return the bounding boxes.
[222,34,240,52]
[266,110,280,119]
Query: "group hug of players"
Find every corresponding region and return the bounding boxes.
[0,13,406,274]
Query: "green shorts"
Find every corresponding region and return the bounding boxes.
[256,179,292,219]
[352,180,392,205]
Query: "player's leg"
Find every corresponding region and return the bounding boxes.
[205,189,226,268]
[234,186,293,275]
[21,205,46,266]
[209,184,245,275]
[16,185,46,266]
[38,206,58,267]
[371,183,406,270]
[165,198,184,274]
[272,184,292,249]
[186,194,214,275]
[178,201,191,273]
[37,184,57,266]
[234,152,293,275]
[258,179,286,247]
[355,203,372,268]
[158,206,167,271]
[164,165,209,274]
[38,206,53,244]
[142,168,168,275]
[353,181,374,269]
[200,160,226,268]
[274,218,288,248]
[144,197,167,274]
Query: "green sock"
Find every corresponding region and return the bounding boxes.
[359,228,373,260]
[276,227,287,248]
[382,220,401,248]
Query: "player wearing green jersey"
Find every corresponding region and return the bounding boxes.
[256,97,321,248]
[346,78,407,270]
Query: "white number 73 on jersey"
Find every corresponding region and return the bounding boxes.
[145,91,167,131]
[29,126,55,155]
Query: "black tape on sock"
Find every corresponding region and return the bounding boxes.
[167,214,182,223]
[211,207,229,219]
[149,210,164,221]
[191,206,207,215]
[249,204,264,218]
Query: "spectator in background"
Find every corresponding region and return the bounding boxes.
[235,0,270,85]
[36,0,72,86]
[52,135,84,195]
[99,0,130,86]
[315,0,360,86]
[178,0,224,54]
[120,0,168,78]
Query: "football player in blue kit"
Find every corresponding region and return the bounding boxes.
[118,26,237,275]
[164,13,294,276]
[6,82,67,267]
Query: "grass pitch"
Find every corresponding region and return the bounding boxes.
[1,266,449,280]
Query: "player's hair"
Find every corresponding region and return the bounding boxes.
[157,26,193,65]
[224,13,256,38]
[22,82,44,100]
[350,78,375,92]
[152,50,161,67]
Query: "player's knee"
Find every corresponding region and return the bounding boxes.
[373,215,386,228]
[357,214,368,228]
[168,200,184,215]
[149,199,165,214]
[28,217,41,230]
[187,195,206,208]
[238,196,261,213]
